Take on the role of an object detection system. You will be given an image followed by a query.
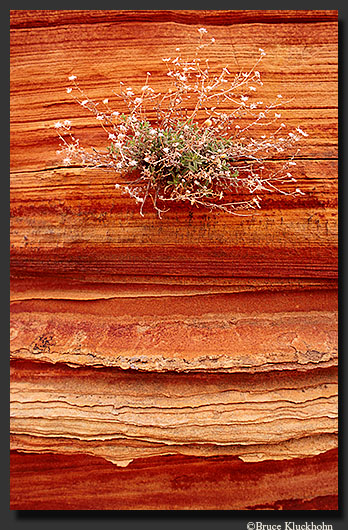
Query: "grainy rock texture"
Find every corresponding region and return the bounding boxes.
[10,9,338,510]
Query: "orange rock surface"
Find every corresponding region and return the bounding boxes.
[10,9,338,510]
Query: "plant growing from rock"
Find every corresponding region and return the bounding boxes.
[56,28,307,217]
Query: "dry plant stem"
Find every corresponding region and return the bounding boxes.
[56,29,307,217]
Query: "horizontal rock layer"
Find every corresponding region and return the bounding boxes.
[10,450,338,510]
[10,289,337,372]
[10,10,338,28]
[10,361,338,467]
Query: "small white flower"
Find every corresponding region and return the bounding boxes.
[68,75,77,81]
[63,157,71,165]
[277,94,283,98]
[103,98,109,105]
[249,86,256,91]
[81,100,89,106]
[129,160,137,167]
[296,127,309,137]
[115,183,120,189]
[96,115,103,120]
[275,113,281,119]
[241,95,249,102]
[64,120,71,127]
[108,133,116,141]
[211,38,215,43]
[54,121,63,128]
[66,87,72,94]
[259,48,266,56]
[134,97,143,104]
[198,27,208,35]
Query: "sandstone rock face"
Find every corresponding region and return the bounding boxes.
[10,9,338,510]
